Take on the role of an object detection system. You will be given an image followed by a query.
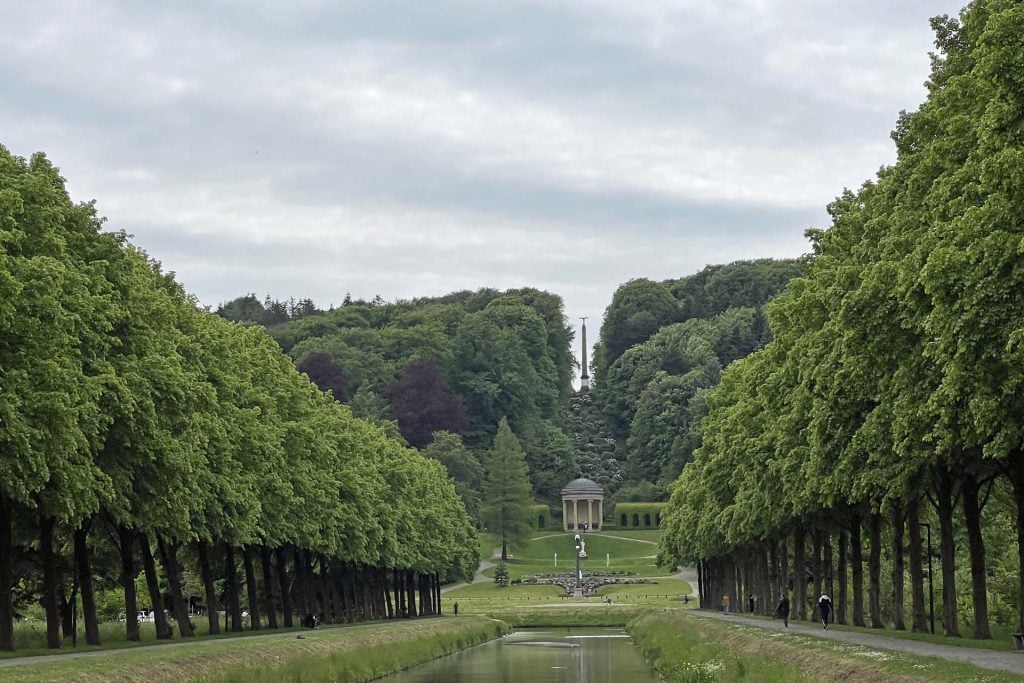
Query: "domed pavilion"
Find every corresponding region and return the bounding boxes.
[561,477,604,532]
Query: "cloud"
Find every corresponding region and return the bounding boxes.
[0,0,965,366]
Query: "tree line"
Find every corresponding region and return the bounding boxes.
[217,285,577,507]
[662,0,1024,637]
[589,259,802,498]
[0,146,478,651]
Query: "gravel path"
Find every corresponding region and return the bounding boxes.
[687,609,1024,676]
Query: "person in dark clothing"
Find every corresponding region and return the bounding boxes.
[817,594,833,630]
[774,595,790,628]
[453,602,459,616]
[748,594,755,613]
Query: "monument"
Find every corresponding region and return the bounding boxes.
[561,477,604,532]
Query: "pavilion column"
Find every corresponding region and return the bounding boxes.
[598,500,603,528]
[562,499,569,531]
[588,499,593,527]
[573,500,579,530]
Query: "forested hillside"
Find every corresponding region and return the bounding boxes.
[217,287,577,504]
[591,259,802,494]
[0,147,477,651]
[662,0,1024,637]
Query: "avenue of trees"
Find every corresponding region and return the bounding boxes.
[0,146,478,651]
[662,0,1024,637]
[590,259,802,496]
[218,285,578,506]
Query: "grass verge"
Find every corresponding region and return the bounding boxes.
[630,610,1024,682]
[0,617,508,683]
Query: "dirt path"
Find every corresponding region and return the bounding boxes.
[687,609,1024,676]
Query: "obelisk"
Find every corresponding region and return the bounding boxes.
[580,317,590,390]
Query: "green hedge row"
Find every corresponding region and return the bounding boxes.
[612,503,666,529]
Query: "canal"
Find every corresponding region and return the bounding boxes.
[381,627,659,682]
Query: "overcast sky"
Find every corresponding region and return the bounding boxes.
[1,0,964,369]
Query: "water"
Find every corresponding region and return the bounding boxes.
[381,627,659,682]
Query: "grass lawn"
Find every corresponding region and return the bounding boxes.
[0,618,308,661]
[443,577,693,613]
[483,530,672,579]
[599,529,662,543]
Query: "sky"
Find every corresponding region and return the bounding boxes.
[1,0,965,370]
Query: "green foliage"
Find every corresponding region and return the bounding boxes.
[0,144,480,649]
[565,391,625,494]
[612,503,666,529]
[660,0,1024,635]
[480,419,534,560]
[527,504,550,530]
[493,562,510,588]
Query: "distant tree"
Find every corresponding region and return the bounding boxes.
[481,419,533,561]
[216,294,266,324]
[424,431,483,523]
[296,352,351,403]
[381,357,468,449]
[597,279,679,378]
[565,391,626,494]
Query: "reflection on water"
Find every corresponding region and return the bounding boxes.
[381,627,659,683]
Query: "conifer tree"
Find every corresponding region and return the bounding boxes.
[481,418,533,561]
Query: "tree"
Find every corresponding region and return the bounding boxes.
[480,419,533,561]
[381,357,467,449]
[296,351,351,403]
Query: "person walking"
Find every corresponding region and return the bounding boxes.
[817,593,833,630]
[453,602,459,616]
[748,594,755,614]
[774,594,790,628]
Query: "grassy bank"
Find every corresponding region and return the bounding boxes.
[490,605,647,628]
[628,611,1024,682]
[0,617,507,683]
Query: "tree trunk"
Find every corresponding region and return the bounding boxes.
[274,547,293,627]
[962,474,991,639]
[824,532,834,607]
[868,512,883,628]
[40,516,62,648]
[197,541,221,635]
[934,467,960,637]
[793,528,806,620]
[140,533,172,639]
[907,498,928,633]
[224,545,243,632]
[837,530,848,625]
[242,546,262,630]
[1010,455,1024,634]
[117,526,141,642]
[396,569,406,617]
[850,515,865,627]
[384,569,394,619]
[73,524,100,645]
[812,531,823,617]
[157,537,194,637]
[406,571,418,617]
[0,492,15,651]
[260,546,279,629]
[890,501,906,630]
[780,537,789,601]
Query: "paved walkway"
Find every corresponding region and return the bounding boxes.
[687,609,1024,676]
